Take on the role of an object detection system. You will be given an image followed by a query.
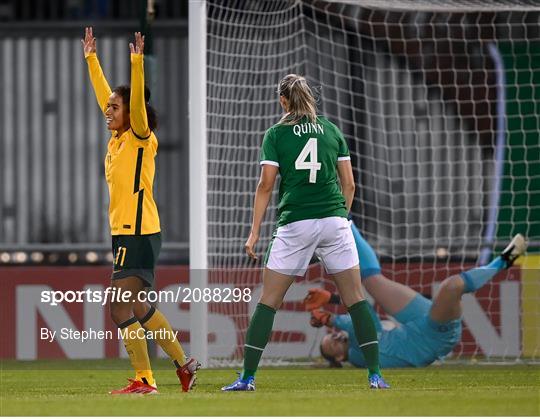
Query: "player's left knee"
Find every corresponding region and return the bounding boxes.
[132,301,149,319]
[439,275,464,294]
[258,294,282,310]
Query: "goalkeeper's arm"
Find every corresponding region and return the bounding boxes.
[309,310,353,335]
[310,310,334,328]
[304,288,341,311]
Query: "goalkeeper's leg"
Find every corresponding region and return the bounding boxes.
[351,221,420,318]
[430,234,527,323]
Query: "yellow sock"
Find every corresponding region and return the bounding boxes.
[119,319,155,386]
[140,307,186,367]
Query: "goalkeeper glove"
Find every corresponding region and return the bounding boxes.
[304,288,332,311]
[310,310,332,328]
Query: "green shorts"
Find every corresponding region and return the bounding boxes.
[111,232,162,288]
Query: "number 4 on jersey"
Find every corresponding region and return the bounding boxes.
[295,138,321,183]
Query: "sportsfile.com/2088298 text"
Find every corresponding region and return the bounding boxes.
[40,286,252,306]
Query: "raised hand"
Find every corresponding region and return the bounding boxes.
[310,310,332,328]
[304,288,332,311]
[81,26,96,56]
[129,32,145,55]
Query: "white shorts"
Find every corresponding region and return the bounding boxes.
[266,216,359,276]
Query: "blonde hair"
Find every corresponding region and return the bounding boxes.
[277,74,317,125]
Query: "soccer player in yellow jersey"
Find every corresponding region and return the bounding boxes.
[82,27,199,394]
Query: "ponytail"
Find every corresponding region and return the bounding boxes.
[277,74,317,125]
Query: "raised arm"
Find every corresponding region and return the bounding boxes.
[82,27,112,115]
[129,32,150,139]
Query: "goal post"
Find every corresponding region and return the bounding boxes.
[190,0,540,365]
[189,0,208,367]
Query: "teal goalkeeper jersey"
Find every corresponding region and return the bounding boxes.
[260,115,350,227]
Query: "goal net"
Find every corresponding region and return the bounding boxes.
[200,0,540,365]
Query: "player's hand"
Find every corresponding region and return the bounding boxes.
[304,288,332,311]
[245,231,259,260]
[129,32,145,55]
[81,27,96,57]
[310,310,332,328]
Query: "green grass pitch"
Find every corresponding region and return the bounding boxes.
[1,360,538,416]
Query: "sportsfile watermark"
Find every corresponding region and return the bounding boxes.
[40,286,252,306]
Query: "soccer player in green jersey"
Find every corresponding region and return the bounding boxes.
[222,74,389,391]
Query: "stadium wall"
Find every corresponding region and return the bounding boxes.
[0,260,533,361]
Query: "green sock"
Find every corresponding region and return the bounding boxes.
[348,300,381,377]
[242,303,276,380]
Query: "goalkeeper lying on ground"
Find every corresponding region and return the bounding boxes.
[306,222,527,368]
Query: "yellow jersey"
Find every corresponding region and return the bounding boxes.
[85,52,161,235]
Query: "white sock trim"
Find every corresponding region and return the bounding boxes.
[244,343,265,352]
[359,340,378,348]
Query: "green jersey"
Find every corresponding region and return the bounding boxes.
[260,115,350,227]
